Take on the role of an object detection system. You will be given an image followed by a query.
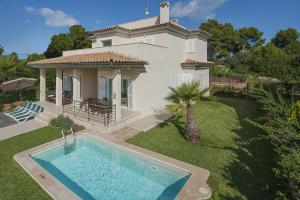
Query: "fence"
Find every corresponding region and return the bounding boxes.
[210,76,247,89]
[62,97,116,127]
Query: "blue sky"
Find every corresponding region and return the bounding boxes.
[0,0,299,57]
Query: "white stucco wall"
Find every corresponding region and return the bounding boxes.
[186,38,208,61]
[64,33,210,115]
[81,69,97,100]
[90,33,168,49]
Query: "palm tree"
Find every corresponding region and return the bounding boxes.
[166,81,208,143]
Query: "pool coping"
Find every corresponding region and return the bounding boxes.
[14,132,212,200]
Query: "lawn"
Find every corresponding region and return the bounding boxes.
[0,126,61,200]
[128,96,278,200]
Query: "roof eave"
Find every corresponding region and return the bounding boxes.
[90,22,212,40]
[29,61,148,69]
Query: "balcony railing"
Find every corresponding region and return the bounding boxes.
[62,97,116,127]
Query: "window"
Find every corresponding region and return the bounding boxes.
[136,36,154,44]
[102,39,112,47]
[186,39,195,52]
[98,77,112,102]
[63,75,73,92]
[170,74,180,87]
[144,36,154,44]
[199,73,203,88]
[182,73,193,83]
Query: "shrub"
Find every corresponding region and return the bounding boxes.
[210,85,249,97]
[50,115,84,133]
[0,88,37,105]
[248,88,300,199]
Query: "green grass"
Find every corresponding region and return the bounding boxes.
[0,126,61,200]
[128,96,278,200]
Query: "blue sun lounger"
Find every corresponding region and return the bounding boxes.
[5,102,44,123]
[4,101,32,116]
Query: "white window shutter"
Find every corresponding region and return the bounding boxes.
[182,73,193,83]
[144,36,154,44]
[63,76,68,91]
[136,37,144,43]
[98,77,106,99]
[186,39,195,52]
[171,74,180,87]
[199,73,203,88]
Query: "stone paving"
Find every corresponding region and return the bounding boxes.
[0,113,17,128]
[107,112,172,141]
[0,119,47,141]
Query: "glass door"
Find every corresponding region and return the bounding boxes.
[128,77,133,110]
[121,77,133,110]
[98,77,112,103]
[121,78,128,107]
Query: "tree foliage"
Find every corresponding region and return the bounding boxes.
[0,52,36,83]
[27,53,46,62]
[248,88,300,200]
[200,19,239,60]
[237,27,265,51]
[272,28,300,67]
[0,46,45,93]
[44,25,92,58]
[201,19,299,80]
[272,28,299,49]
[250,43,292,79]
[0,45,4,56]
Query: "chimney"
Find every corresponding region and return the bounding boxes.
[160,2,170,24]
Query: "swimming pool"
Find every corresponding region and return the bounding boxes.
[31,135,190,200]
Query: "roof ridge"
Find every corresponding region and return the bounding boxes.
[118,16,159,26]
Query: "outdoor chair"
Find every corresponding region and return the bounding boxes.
[11,103,37,118]
[5,101,31,116]
[5,102,44,123]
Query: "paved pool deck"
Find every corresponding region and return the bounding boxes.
[0,118,47,141]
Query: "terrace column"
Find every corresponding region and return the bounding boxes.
[39,68,46,102]
[56,68,63,106]
[112,70,121,121]
[73,69,81,101]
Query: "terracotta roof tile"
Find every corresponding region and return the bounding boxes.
[29,52,146,66]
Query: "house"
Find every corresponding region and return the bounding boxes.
[29,2,212,126]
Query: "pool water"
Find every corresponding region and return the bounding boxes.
[31,136,190,200]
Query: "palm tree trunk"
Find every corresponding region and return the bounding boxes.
[185,103,200,143]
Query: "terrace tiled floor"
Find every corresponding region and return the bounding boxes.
[0,118,47,141]
[106,111,172,141]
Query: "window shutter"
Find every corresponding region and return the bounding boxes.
[144,36,154,44]
[199,73,203,88]
[63,76,68,91]
[171,74,180,87]
[98,78,107,99]
[136,37,144,43]
[186,39,195,52]
[182,73,193,83]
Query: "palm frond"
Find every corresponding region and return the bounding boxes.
[166,81,208,112]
